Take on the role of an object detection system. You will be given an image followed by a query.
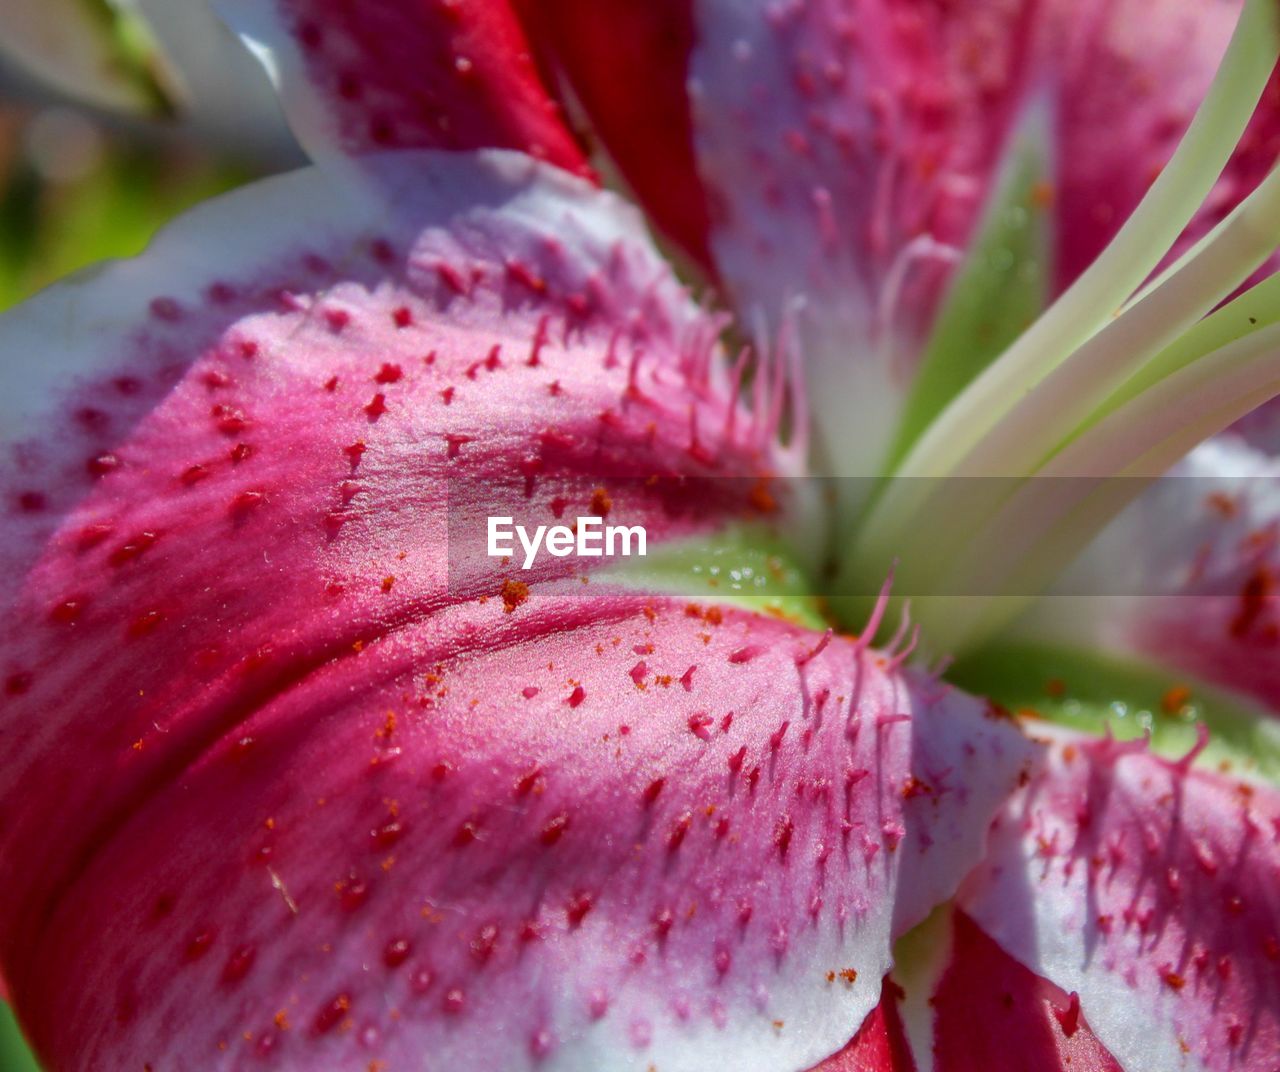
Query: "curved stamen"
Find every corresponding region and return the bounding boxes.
[890,0,1280,485]
[956,163,1280,481]
[930,321,1280,650]
[867,267,1280,624]
[846,0,1280,649]
[1091,262,1280,426]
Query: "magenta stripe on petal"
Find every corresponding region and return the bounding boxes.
[13,602,1029,1071]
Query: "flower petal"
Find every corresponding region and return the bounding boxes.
[689,0,1036,477]
[527,0,1038,479]
[0,151,1031,1070]
[216,0,588,173]
[1014,435,1280,714]
[530,0,1280,296]
[12,607,1028,1072]
[527,1,1280,485]
[0,146,740,956]
[959,726,1280,1072]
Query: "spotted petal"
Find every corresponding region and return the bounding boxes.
[958,726,1280,1072]
[522,0,1280,487]
[692,0,1038,478]
[0,150,1030,1071]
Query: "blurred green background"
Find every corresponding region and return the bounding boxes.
[0,103,250,313]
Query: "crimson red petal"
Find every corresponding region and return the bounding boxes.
[517,0,713,270]
[933,911,1122,1072]
[219,0,589,174]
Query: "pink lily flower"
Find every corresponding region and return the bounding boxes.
[2,0,1280,1069]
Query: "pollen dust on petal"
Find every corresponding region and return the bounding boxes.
[501,579,530,613]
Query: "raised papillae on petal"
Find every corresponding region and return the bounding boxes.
[529,0,1035,294]
[218,0,588,174]
[525,0,1280,488]
[959,725,1280,1072]
[525,0,1038,476]
[692,0,1038,478]
[0,151,1030,1070]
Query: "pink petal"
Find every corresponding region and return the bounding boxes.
[525,0,1039,474]
[11,608,1028,1072]
[217,0,588,173]
[526,1,1280,478]
[690,0,1036,475]
[959,726,1280,1072]
[933,910,1122,1072]
[1024,435,1280,713]
[0,150,1032,1069]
